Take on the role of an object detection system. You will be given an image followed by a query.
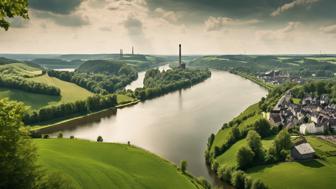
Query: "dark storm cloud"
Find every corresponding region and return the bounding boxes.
[146,0,336,25]
[29,0,83,14]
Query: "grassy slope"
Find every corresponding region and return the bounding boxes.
[35,139,202,189]
[216,137,274,167]
[30,75,93,105]
[210,103,261,153]
[247,136,336,189]
[0,63,42,77]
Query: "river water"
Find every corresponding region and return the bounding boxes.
[53,69,267,186]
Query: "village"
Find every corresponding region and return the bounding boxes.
[258,70,304,84]
[268,90,336,160]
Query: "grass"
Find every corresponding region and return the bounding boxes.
[0,63,42,77]
[116,94,134,104]
[30,75,93,105]
[210,103,261,153]
[216,137,274,167]
[35,139,203,189]
[0,87,60,109]
[247,136,336,189]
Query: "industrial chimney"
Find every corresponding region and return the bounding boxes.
[132,46,134,55]
[179,44,181,67]
[120,49,123,58]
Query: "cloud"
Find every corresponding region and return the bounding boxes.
[33,11,89,27]
[205,16,259,31]
[320,24,336,34]
[256,22,300,42]
[29,0,83,14]
[271,0,319,16]
[124,16,144,35]
[154,8,178,23]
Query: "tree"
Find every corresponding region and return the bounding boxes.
[247,130,265,162]
[251,179,268,189]
[57,133,63,139]
[97,136,103,142]
[231,170,246,189]
[0,99,39,188]
[268,129,292,161]
[0,0,29,30]
[180,160,187,173]
[236,146,254,169]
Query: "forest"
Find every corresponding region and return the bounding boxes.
[134,68,211,100]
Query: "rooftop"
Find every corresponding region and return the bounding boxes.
[294,143,315,155]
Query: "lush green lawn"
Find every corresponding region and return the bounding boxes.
[117,94,135,104]
[291,98,301,105]
[0,63,42,77]
[35,139,202,189]
[247,136,336,189]
[30,75,93,105]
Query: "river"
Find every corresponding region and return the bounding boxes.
[51,68,267,187]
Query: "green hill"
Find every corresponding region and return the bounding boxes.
[35,139,203,189]
[77,60,132,74]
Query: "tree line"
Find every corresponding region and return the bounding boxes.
[48,69,137,94]
[0,75,61,96]
[134,68,211,100]
[23,94,117,125]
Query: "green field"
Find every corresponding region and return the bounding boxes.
[35,139,203,189]
[247,136,336,189]
[216,137,274,167]
[0,63,42,77]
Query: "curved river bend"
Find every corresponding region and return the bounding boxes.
[53,70,267,187]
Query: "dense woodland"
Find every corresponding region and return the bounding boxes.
[23,94,117,124]
[134,68,211,100]
[48,60,138,94]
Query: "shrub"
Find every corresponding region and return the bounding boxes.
[231,170,246,189]
[57,133,63,139]
[251,179,268,189]
[97,136,103,142]
[237,146,254,169]
[246,130,265,162]
[43,134,49,139]
[218,165,234,182]
[197,177,211,189]
[180,160,187,173]
[70,136,75,139]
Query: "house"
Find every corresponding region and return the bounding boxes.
[291,143,315,160]
[270,112,282,127]
[299,122,325,135]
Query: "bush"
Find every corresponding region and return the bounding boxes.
[57,133,63,139]
[251,179,268,189]
[247,130,265,162]
[70,136,75,139]
[231,170,246,189]
[197,177,211,189]
[237,146,254,169]
[217,165,234,182]
[180,160,187,173]
[97,136,103,142]
[43,134,49,139]
[37,171,76,189]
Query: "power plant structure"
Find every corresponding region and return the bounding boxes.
[179,44,186,69]
[132,46,134,55]
[120,49,123,58]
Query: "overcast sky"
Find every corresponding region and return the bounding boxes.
[1,0,336,55]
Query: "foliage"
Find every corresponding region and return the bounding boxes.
[0,0,29,30]
[267,129,292,162]
[236,146,254,169]
[231,170,246,189]
[23,94,117,125]
[247,130,265,162]
[180,160,187,173]
[0,75,60,96]
[48,66,137,94]
[0,99,38,188]
[36,171,76,189]
[134,68,211,100]
[97,136,103,142]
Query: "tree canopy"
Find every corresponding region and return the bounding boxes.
[0,0,29,30]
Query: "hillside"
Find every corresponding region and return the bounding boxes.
[35,139,204,189]
[77,60,128,74]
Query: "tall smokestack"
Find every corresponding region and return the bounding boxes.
[120,49,123,58]
[132,46,134,55]
[179,44,181,67]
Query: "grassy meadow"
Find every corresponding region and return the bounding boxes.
[35,139,203,189]
[247,137,336,189]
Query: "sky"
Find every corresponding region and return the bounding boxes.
[1,0,336,55]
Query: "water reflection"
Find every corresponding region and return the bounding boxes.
[50,70,267,187]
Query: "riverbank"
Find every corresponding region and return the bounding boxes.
[35,138,207,189]
[229,70,275,91]
[31,100,139,134]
